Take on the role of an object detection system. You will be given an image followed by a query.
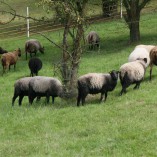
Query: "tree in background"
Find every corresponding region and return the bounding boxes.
[123,0,151,43]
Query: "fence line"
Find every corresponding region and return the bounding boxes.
[0,5,157,40]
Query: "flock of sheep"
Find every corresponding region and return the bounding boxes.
[1,31,157,107]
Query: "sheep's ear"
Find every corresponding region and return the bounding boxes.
[143,58,147,63]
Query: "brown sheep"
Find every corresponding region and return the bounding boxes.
[149,46,157,80]
[1,48,21,73]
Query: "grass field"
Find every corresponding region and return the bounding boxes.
[0,7,157,157]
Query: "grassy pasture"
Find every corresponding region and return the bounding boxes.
[0,11,157,157]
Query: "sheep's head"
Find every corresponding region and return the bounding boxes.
[110,70,119,80]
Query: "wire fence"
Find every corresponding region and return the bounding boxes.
[0,2,157,40]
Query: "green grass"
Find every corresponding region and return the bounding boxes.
[0,11,157,156]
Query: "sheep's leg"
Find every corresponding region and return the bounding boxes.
[26,52,27,60]
[100,92,108,102]
[133,82,141,89]
[12,94,18,106]
[100,93,105,102]
[150,64,153,81]
[46,94,50,104]
[82,94,87,106]
[14,64,16,70]
[77,93,81,106]
[31,71,34,77]
[36,96,41,102]
[120,87,127,96]
[29,95,35,105]
[19,95,24,106]
[2,66,5,74]
[52,96,54,104]
[6,64,9,72]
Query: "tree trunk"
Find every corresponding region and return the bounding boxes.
[70,24,83,93]
[123,0,141,43]
[129,19,140,42]
[62,15,71,86]
[123,0,151,43]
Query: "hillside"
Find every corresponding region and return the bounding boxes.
[0,1,157,157]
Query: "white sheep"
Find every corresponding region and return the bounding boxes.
[77,70,119,106]
[128,44,155,67]
[28,76,63,105]
[119,58,147,95]
[135,45,155,53]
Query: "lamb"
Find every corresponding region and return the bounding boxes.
[128,44,155,67]
[77,70,119,106]
[28,76,63,105]
[12,77,33,106]
[1,48,21,73]
[149,46,157,80]
[119,58,147,95]
[0,47,8,54]
[25,39,44,60]
[28,57,42,77]
[86,31,100,50]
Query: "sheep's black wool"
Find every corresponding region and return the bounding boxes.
[28,57,42,77]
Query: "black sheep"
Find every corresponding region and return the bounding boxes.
[28,57,42,77]
[0,47,8,54]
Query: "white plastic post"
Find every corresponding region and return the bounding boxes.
[27,7,29,38]
[120,0,123,18]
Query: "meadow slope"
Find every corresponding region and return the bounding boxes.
[0,11,157,156]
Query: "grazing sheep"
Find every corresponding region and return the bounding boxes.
[119,58,147,95]
[135,44,155,53]
[28,57,42,77]
[25,39,44,60]
[28,76,63,105]
[128,45,155,67]
[1,48,21,73]
[12,77,32,106]
[128,47,150,67]
[86,31,100,50]
[77,70,119,106]
[149,46,157,80]
[0,47,8,54]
